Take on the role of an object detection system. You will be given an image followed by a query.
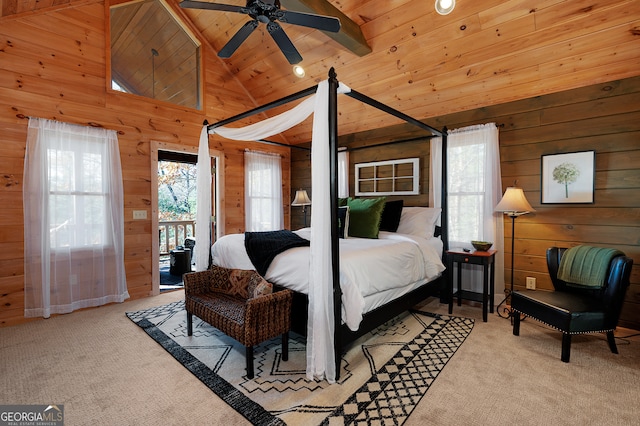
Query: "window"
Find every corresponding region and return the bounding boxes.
[448,142,486,244]
[355,158,419,196]
[444,124,501,248]
[48,144,110,249]
[245,151,283,231]
[338,149,349,198]
[110,0,202,109]
[24,118,128,318]
[431,123,503,294]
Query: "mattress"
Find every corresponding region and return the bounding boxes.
[211,229,445,330]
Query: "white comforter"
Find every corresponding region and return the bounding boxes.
[211,229,445,330]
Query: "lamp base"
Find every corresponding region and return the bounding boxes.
[496,289,525,323]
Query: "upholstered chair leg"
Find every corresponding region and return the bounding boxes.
[606,331,619,354]
[513,311,521,336]
[246,346,254,379]
[561,333,571,362]
[282,332,289,361]
[187,312,193,336]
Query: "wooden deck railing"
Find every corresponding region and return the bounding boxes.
[159,220,195,255]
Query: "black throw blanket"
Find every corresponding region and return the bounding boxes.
[244,230,310,276]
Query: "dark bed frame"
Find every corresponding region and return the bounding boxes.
[207,68,448,379]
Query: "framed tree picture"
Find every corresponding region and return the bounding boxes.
[541,150,595,204]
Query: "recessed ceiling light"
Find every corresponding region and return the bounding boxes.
[293,65,305,78]
[435,0,455,15]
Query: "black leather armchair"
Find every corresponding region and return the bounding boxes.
[512,247,633,362]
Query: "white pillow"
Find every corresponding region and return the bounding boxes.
[396,207,441,238]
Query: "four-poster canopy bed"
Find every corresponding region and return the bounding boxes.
[197,68,449,382]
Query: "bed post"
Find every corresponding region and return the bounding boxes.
[440,127,449,252]
[440,127,449,302]
[328,68,342,380]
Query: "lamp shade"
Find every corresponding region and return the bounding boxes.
[435,0,455,15]
[291,189,311,206]
[495,187,535,215]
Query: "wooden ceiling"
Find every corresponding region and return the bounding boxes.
[3,0,639,145]
[176,0,640,145]
[111,0,201,109]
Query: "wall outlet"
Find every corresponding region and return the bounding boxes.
[526,276,536,290]
[133,210,147,220]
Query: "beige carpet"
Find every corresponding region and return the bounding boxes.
[1,290,639,425]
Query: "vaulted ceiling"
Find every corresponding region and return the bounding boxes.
[175,0,640,145]
[3,0,639,145]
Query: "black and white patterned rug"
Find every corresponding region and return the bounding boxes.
[127,300,473,425]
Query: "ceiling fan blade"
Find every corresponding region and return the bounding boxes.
[218,20,259,58]
[267,21,303,65]
[278,10,341,33]
[179,1,245,14]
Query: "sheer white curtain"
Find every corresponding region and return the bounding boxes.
[244,150,283,231]
[431,123,504,295]
[338,150,349,198]
[195,80,351,383]
[23,118,129,318]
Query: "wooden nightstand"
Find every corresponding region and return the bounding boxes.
[446,249,496,322]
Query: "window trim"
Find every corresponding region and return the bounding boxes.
[355,157,419,196]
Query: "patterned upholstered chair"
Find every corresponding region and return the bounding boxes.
[183,265,293,379]
[512,246,633,362]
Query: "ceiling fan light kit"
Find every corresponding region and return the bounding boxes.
[435,0,456,15]
[180,0,341,65]
[293,65,306,78]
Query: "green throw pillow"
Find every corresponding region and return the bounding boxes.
[346,197,387,238]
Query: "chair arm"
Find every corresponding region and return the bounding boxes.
[547,247,569,291]
[602,256,633,324]
[244,289,293,346]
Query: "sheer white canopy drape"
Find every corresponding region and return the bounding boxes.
[23,118,129,318]
[195,125,212,272]
[431,123,504,295]
[195,80,351,382]
[244,150,283,231]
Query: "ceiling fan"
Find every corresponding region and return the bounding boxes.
[179,0,341,65]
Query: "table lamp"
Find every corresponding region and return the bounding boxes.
[291,189,311,227]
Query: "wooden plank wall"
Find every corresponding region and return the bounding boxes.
[0,3,289,326]
[292,76,640,330]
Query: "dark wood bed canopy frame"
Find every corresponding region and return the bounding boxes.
[207,68,449,379]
